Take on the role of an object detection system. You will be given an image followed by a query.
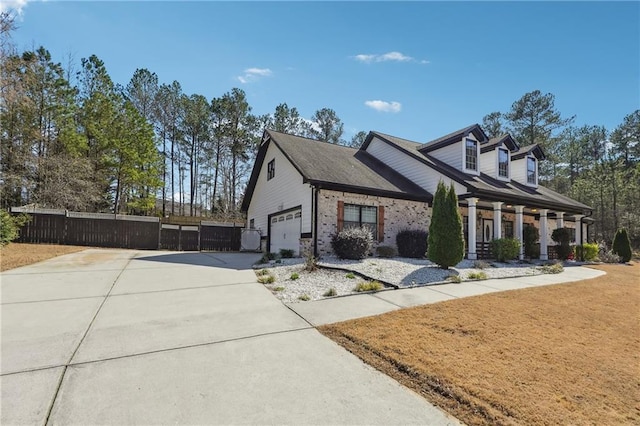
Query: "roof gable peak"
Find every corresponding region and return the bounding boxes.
[418,123,489,152]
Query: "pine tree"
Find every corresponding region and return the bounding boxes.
[612,228,632,262]
[428,181,464,269]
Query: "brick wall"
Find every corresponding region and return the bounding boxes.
[316,189,430,256]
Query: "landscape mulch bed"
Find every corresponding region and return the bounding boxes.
[319,263,639,426]
[0,243,87,271]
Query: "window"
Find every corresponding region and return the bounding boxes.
[527,157,536,184]
[267,159,275,180]
[465,138,478,171]
[569,227,576,243]
[498,148,509,178]
[503,221,514,239]
[344,204,377,240]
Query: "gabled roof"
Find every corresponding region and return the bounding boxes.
[418,123,489,152]
[240,130,432,211]
[480,134,519,154]
[511,144,546,161]
[362,130,591,213]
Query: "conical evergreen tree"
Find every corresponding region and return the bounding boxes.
[428,181,464,268]
[446,182,465,264]
[612,228,632,262]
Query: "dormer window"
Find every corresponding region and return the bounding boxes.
[465,138,478,171]
[527,157,537,184]
[498,148,509,178]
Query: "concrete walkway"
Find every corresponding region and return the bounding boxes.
[288,265,606,326]
[1,249,459,425]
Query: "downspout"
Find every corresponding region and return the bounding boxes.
[313,185,319,257]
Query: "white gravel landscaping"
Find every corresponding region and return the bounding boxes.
[254,256,557,303]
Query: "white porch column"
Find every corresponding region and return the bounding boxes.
[556,211,565,229]
[574,214,584,246]
[467,198,478,260]
[492,201,503,240]
[539,209,549,260]
[515,205,524,260]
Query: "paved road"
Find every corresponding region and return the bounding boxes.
[1,249,457,425]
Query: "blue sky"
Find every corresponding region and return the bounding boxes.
[6,1,640,142]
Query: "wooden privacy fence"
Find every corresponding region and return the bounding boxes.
[11,208,247,252]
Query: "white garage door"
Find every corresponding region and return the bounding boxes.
[270,210,301,255]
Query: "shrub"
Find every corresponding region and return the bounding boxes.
[598,250,621,264]
[539,262,564,274]
[467,271,487,280]
[523,226,539,259]
[331,227,373,260]
[279,249,295,259]
[575,243,598,261]
[447,274,461,283]
[551,227,573,260]
[258,252,277,264]
[473,260,490,269]
[354,280,383,292]
[376,245,396,258]
[490,238,521,262]
[257,274,275,284]
[0,211,29,246]
[396,229,428,258]
[428,181,464,269]
[290,272,299,280]
[345,272,356,279]
[612,228,632,262]
[273,286,285,292]
[323,288,337,297]
[298,294,310,301]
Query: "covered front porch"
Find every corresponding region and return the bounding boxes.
[460,198,589,261]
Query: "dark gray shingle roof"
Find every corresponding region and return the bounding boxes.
[481,134,519,153]
[417,124,488,152]
[368,131,591,213]
[266,130,431,200]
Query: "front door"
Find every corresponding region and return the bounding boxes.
[482,219,494,242]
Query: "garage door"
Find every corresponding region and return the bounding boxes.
[270,210,301,255]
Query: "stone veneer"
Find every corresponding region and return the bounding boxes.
[316,189,430,256]
[299,238,313,257]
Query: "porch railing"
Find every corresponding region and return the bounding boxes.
[475,242,492,260]
[472,242,559,260]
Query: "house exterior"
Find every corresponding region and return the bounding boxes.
[241,125,592,260]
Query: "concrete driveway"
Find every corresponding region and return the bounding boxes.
[1,249,457,425]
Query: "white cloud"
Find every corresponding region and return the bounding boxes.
[0,0,29,15]
[365,100,402,113]
[302,118,322,133]
[354,54,377,63]
[352,51,429,64]
[379,51,413,62]
[236,67,273,84]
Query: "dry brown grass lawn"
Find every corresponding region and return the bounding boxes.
[0,243,87,271]
[320,263,640,426]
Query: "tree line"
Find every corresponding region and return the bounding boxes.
[0,12,356,219]
[482,91,639,246]
[1,12,638,245]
